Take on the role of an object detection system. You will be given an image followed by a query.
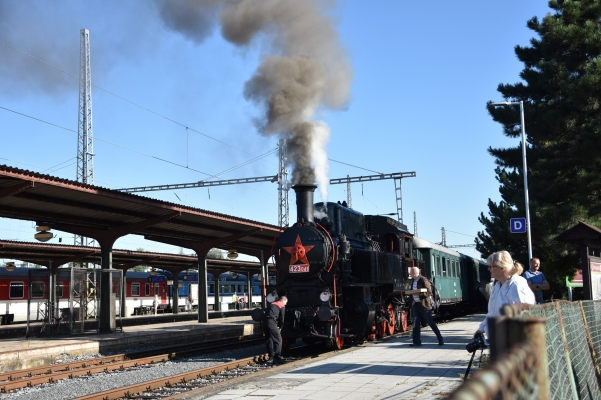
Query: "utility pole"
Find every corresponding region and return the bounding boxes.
[277,139,289,228]
[441,227,446,247]
[75,28,94,248]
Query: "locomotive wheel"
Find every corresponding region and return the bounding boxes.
[396,310,408,332]
[333,320,344,350]
[386,304,395,335]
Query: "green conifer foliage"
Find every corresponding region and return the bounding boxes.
[477,0,601,296]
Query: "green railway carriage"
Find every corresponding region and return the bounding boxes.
[460,254,491,311]
[413,237,463,307]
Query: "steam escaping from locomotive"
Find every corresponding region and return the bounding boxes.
[156,0,353,203]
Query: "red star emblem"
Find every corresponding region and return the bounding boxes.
[282,235,315,265]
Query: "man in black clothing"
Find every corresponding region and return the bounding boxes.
[264,295,288,364]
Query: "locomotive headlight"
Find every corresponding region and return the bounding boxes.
[319,290,331,302]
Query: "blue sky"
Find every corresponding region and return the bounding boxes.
[0,1,551,262]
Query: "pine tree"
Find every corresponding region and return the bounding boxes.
[477,0,601,293]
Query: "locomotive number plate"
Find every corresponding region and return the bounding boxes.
[289,264,310,273]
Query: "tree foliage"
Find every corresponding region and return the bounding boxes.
[477,0,601,295]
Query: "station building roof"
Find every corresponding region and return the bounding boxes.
[0,165,282,256]
[0,240,275,275]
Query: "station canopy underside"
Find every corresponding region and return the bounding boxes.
[0,165,282,258]
[0,240,275,275]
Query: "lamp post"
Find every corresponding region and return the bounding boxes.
[490,100,533,261]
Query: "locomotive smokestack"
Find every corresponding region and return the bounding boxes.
[293,184,317,224]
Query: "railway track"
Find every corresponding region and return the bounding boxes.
[73,354,272,400]
[71,328,415,400]
[0,335,264,394]
[2,326,416,399]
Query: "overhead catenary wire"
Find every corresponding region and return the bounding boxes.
[0,38,273,162]
[1,105,214,176]
[445,229,477,238]
[328,158,382,175]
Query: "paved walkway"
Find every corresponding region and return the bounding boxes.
[203,314,486,400]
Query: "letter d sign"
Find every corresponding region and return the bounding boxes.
[510,218,527,233]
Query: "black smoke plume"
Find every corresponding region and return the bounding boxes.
[157,0,353,200]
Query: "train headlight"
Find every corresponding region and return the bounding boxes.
[319,290,331,302]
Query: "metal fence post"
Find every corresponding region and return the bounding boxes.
[510,317,550,399]
[489,316,508,361]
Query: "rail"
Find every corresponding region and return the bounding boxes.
[447,300,601,400]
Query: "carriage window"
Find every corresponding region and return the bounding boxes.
[456,260,460,278]
[57,283,64,298]
[31,282,45,298]
[9,282,24,298]
[237,284,243,293]
[154,283,159,295]
[451,260,455,277]
[436,256,441,276]
[132,283,140,296]
[448,259,453,277]
[243,284,248,293]
[145,283,150,296]
[442,257,447,276]
[209,283,215,294]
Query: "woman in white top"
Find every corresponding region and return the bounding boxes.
[475,250,536,337]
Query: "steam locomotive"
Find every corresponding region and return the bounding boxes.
[268,185,489,351]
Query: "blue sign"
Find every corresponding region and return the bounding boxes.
[510,218,527,233]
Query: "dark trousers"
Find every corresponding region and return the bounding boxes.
[412,302,443,345]
[265,319,282,358]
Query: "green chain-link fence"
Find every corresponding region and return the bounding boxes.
[448,300,601,400]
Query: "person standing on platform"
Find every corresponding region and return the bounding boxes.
[409,267,444,347]
[475,251,535,337]
[524,257,550,304]
[264,295,288,364]
[153,295,159,315]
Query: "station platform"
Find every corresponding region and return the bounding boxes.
[190,314,486,400]
[0,314,260,373]
[0,309,254,339]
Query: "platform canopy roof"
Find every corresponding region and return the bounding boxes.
[0,165,282,257]
[0,240,275,275]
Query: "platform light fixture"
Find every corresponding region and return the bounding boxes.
[227,249,239,259]
[231,272,239,279]
[490,100,533,261]
[150,267,157,276]
[5,262,16,272]
[34,226,54,242]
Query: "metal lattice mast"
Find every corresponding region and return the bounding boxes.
[414,211,418,237]
[441,227,447,247]
[330,171,416,224]
[277,139,289,227]
[394,178,403,223]
[346,175,352,208]
[75,28,94,247]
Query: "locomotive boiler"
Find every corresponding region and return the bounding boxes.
[269,185,418,350]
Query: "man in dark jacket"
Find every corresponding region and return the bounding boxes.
[264,295,288,364]
[409,267,444,347]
